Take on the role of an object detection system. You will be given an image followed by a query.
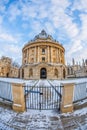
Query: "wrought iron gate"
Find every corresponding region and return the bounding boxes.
[25,85,61,110]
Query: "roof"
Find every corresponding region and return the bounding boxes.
[33,30,53,41]
[23,30,64,51]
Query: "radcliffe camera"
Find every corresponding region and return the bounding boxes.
[0,0,87,129]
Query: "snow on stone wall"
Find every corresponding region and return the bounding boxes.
[0,81,12,101]
[74,82,87,102]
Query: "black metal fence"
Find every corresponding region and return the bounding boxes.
[25,85,61,110]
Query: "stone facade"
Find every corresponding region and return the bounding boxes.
[20,30,66,79]
[67,58,87,78]
[0,56,19,78]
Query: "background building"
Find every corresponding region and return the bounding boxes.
[20,30,66,79]
[0,56,19,78]
[67,58,87,78]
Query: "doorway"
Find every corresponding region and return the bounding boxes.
[40,68,47,79]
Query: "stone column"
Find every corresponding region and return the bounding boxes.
[12,83,25,112]
[60,50,62,63]
[50,46,52,63]
[27,49,28,63]
[59,49,60,62]
[28,48,30,63]
[61,83,74,113]
[38,46,40,63]
[22,52,24,65]
[63,52,65,64]
[35,46,36,63]
[27,49,28,64]
[57,48,59,63]
[48,46,50,63]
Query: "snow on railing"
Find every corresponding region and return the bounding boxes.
[73,82,87,102]
[0,81,12,101]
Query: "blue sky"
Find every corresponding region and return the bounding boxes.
[0,0,87,65]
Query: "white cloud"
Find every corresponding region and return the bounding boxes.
[0,0,87,64]
[8,3,21,21]
[0,33,17,43]
[44,22,55,34]
[51,0,69,9]
[0,15,3,25]
[72,0,87,12]
[0,0,9,13]
[0,43,22,64]
[68,40,83,55]
[79,14,87,40]
[5,44,21,54]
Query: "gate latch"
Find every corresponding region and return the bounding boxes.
[40,92,43,95]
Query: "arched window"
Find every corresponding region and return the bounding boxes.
[63,69,66,78]
[71,67,73,74]
[7,73,9,77]
[22,69,24,78]
[29,68,33,77]
[54,68,58,78]
[67,68,70,75]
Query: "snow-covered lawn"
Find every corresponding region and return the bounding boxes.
[0,77,87,85]
[0,77,87,129]
[0,103,87,130]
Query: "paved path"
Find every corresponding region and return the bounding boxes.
[0,105,87,130]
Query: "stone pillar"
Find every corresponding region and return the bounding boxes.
[28,48,30,63]
[27,49,28,64]
[48,46,50,62]
[63,52,65,64]
[22,52,24,65]
[51,46,52,63]
[38,46,40,63]
[59,49,60,62]
[57,48,59,63]
[12,83,25,112]
[61,83,74,113]
[49,46,51,63]
[27,48,29,64]
[35,46,36,63]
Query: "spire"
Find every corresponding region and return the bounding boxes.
[85,59,87,66]
[82,59,85,66]
[72,58,75,66]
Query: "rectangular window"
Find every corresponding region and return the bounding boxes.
[42,48,45,54]
[53,50,56,55]
[42,57,45,62]
[32,50,34,52]
[31,58,34,63]
[53,58,56,63]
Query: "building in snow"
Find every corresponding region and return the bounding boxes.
[20,30,66,79]
[67,58,87,78]
[0,56,19,78]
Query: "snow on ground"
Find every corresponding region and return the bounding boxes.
[0,77,24,83]
[0,77,87,129]
[0,77,38,86]
[74,107,87,116]
[0,77,87,86]
[50,78,87,86]
[0,104,87,130]
[36,79,51,86]
[75,98,87,106]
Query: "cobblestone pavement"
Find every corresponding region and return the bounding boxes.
[0,105,87,130]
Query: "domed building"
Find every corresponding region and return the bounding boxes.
[20,30,66,79]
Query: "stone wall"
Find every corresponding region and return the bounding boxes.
[0,56,19,78]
